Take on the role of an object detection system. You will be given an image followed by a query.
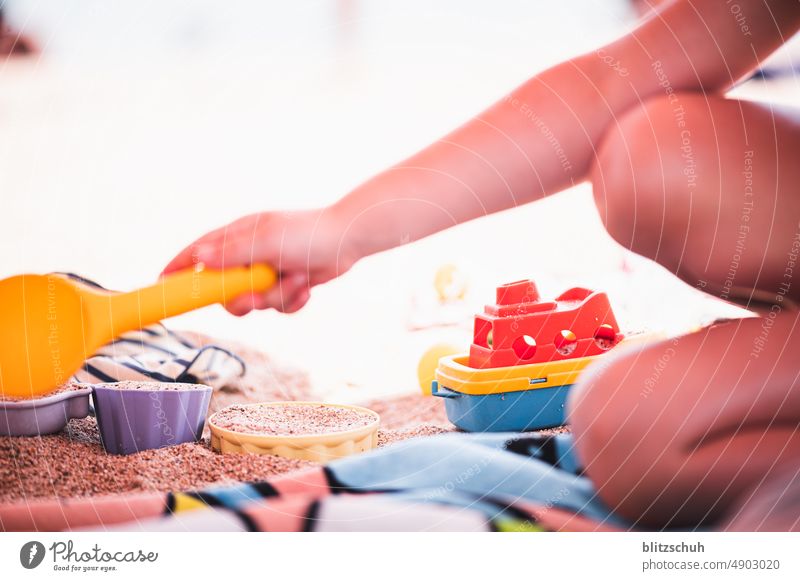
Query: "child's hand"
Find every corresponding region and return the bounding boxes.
[162,208,360,315]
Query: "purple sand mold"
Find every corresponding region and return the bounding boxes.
[92,385,212,455]
[0,387,93,437]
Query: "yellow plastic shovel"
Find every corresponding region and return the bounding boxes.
[0,264,276,398]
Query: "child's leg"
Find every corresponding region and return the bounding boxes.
[591,92,800,307]
[568,312,800,527]
[719,460,800,531]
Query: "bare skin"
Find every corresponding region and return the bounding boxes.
[164,1,800,528]
[592,93,800,309]
[569,313,800,528]
[579,24,800,527]
[164,0,800,314]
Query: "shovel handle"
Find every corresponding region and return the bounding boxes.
[101,264,277,335]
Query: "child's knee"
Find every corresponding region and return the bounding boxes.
[567,346,652,468]
[590,92,717,269]
[591,96,667,255]
[568,318,800,525]
[566,340,692,521]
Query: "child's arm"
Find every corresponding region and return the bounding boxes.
[335,0,799,254]
[164,0,800,314]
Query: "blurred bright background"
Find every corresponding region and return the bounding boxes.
[0,0,759,401]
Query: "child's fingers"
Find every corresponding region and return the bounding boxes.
[260,273,309,313]
[282,287,312,313]
[161,231,225,274]
[192,229,273,271]
[162,243,200,274]
[162,219,257,274]
[223,273,309,316]
[224,293,259,316]
[164,236,257,275]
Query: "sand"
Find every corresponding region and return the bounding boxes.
[0,383,86,403]
[0,333,468,504]
[365,392,453,429]
[0,418,312,501]
[0,401,456,503]
[212,404,376,436]
[179,331,315,412]
[92,381,210,391]
[0,332,568,504]
[0,389,568,503]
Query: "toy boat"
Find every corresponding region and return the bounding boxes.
[432,279,624,432]
[470,279,623,368]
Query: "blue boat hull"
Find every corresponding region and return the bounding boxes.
[431,381,571,432]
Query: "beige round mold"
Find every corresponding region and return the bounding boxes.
[208,401,380,463]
